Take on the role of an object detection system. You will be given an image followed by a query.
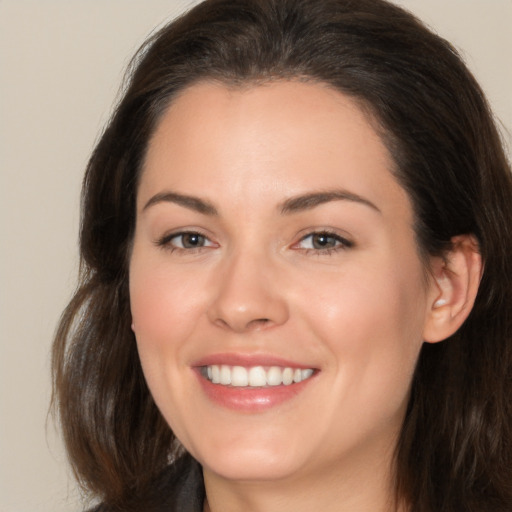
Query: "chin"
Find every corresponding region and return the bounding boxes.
[189,432,308,482]
[202,451,301,482]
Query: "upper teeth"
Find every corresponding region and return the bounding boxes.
[204,365,314,387]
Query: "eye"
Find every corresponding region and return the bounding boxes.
[295,231,353,252]
[157,231,216,251]
[172,232,209,249]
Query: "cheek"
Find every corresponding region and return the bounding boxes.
[298,255,426,343]
[128,251,211,418]
[129,256,208,347]
[128,253,208,442]
[295,254,427,401]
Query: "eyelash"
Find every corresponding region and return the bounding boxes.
[156,230,216,253]
[155,229,354,255]
[294,230,354,255]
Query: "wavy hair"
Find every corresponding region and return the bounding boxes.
[52,0,512,510]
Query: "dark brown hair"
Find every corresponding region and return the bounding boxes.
[52,1,512,510]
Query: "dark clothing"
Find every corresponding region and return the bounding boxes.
[169,457,204,512]
[90,455,205,512]
[163,458,205,512]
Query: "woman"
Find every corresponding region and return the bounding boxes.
[52,0,512,511]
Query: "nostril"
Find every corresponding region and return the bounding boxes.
[248,318,271,330]
[214,317,272,332]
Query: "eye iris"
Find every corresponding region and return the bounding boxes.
[182,233,204,248]
[312,233,336,249]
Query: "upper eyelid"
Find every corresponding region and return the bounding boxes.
[156,229,214,246]
[295,229,353,245]
[292,233,354,256]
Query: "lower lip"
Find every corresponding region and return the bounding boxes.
[195,369,316,412]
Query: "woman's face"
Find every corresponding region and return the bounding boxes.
[130,81,438,484]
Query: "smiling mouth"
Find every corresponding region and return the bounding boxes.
[200,365,315,387]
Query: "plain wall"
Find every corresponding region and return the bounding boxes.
[0,1,510,511]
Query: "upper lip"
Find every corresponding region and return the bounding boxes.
[192,352,317,369]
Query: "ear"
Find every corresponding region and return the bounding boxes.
[423,235,483,343]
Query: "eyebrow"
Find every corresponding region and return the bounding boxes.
[142,191,218,215]
[280,190,381,214]
[142,188,380,216]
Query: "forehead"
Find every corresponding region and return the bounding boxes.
[139,80,410,220]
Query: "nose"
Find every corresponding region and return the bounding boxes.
[207,248,289,333]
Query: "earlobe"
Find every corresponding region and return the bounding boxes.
[423,235,483,343]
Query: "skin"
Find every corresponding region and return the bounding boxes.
[129,81,471,512]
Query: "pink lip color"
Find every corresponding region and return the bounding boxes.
[192,353,318,413]
[193,352,310,369]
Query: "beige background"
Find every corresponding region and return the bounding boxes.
[0,1,510,511]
